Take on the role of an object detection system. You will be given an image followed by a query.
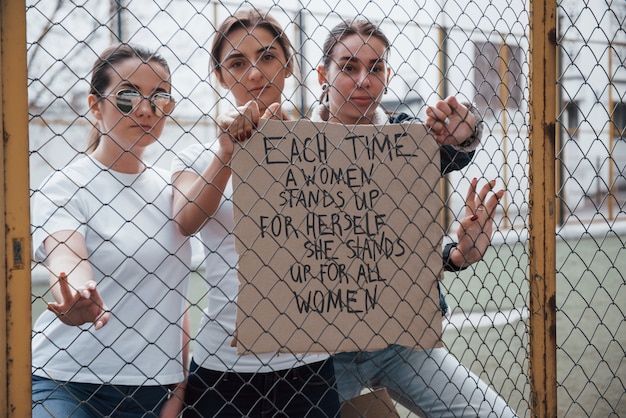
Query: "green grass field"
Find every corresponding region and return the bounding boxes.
[31,234,625,417]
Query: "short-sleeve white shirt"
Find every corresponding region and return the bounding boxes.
[172,142,327,373]
[31,156,191,385]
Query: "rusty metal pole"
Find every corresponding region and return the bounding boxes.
[1,0,32,416]
[528,0,558,416]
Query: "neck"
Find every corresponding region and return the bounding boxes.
[329,114,376,125]
[90,141,146,174]
[313,103,387,125]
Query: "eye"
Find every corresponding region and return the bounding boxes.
[228,60,246,69]
[341,63,355,72]
[117,89,141,98]
[152,93,175,115]
[115,90,141,113]
[152,93,173,105]
[260,53,276,62]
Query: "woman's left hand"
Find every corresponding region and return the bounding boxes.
[449,178,505,269]
[425,96,475,146]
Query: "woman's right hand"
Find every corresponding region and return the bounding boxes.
[216,100,261,158]
[47,272,110,330]
[215,101,287,162]
[262,102,290,120]
[425,96,475,146]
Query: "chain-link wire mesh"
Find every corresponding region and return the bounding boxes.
[555,1,626,417]
[22,0,624,417]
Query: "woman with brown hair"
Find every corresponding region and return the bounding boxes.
[31,43,190,418]
[171,9,340,417]
[313,18,518,418]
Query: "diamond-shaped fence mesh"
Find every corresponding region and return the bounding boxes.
[0,0,620,417]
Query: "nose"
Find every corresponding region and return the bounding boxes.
[134,96,153,115]
[247,64,262,81]
[356,69,372,87]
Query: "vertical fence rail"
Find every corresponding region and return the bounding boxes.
[1,0,32,417]
[528,0,558,417]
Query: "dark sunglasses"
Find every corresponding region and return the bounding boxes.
[110,89,175,117]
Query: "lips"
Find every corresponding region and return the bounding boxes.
[350,96,374,106]
[249,86,266,97]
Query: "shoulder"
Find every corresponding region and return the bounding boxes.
[37,156,95,190]
[171,141,217,173]
[144,165,170,183]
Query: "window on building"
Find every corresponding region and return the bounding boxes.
[474,41,523,111]
[614,102,626,139]
[564,101,580,133]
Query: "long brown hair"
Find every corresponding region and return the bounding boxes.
[86,44,170,152]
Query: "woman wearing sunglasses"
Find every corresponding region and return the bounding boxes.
[31,43,191,418]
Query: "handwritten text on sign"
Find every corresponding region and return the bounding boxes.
[231,119,443,354]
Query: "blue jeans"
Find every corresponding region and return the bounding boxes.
[32,375,168,418]
[333,345,519,418]
[183,358,340,417]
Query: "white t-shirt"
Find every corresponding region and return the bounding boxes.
[31,155,191,386]
[172,142,327,373]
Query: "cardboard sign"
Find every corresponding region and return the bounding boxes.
[231,119,443,354]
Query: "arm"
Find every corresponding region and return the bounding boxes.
[44,230,110,329]
[425,96,482,151]
[444,178,505,271]
[172,155,233,235]
[158,309,190,418]
[182,309,190,379]
[393,97,482,174]
[439,146,475,174]
[172,101,261,235]
[425,96,483,173]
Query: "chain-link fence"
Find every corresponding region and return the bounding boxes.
[0,0,622,417]
[555,2,625,417]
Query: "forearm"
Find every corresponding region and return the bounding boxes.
[452,102,483,152]
[442,242,470,272]
[172,153,232,235]
[440,147,475,174]
[182,309,190,376]
[44,232,94,301]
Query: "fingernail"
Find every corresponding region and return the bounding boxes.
[471,214,479,221]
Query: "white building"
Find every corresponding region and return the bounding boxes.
[26,0,625,226]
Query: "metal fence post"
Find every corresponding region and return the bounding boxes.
[528,0,558,416]
[1,0,32,416]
